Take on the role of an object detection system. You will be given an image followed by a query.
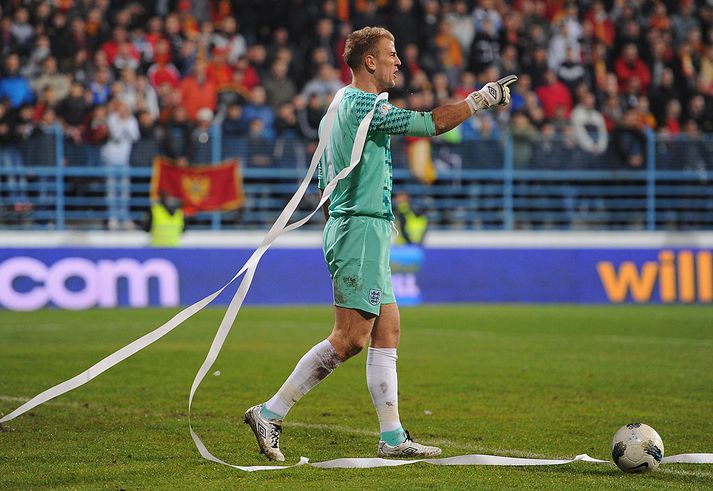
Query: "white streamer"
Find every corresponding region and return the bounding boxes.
[208,452,713,473]
[662,454,713,464]
[2,89,712,473]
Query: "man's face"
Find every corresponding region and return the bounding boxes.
[369,38,400,92]
[6,55,19,74]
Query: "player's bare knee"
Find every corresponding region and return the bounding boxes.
[327,334,359,360]
[330,332,368,360]
[345,335,368,358]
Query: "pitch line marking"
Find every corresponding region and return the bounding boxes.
[1,395,74,406]
[657,467,713,478]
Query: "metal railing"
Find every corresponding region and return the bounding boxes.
[0,125,711,231]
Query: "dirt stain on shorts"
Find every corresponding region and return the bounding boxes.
[334,275,361,305]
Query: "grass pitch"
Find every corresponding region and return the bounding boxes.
[1,305,712,490]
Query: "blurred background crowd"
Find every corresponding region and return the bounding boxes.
[0,0,712,229]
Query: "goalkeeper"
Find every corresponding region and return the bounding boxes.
[245,26,516,461]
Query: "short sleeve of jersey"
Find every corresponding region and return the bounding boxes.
[350,91,415,135]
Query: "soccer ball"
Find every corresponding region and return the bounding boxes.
[611,423,664,473]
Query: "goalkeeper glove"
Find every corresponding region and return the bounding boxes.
[465,74,518,114]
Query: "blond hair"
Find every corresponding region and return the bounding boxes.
[343,27,394,71]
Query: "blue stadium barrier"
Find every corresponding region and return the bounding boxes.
[0,126,711,231]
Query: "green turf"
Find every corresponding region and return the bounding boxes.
[1,305,712,490]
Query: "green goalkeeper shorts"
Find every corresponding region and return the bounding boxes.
[323,215,396,315]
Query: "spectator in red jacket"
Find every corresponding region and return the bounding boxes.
[101,26,135,65]
[535,70,573,119]
[206,46,233,89]
[614,43,651,94]
[179,59,217,121]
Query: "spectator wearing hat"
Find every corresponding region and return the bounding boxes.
[190,107,215,164]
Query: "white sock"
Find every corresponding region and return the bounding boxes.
[263,339,341,420]
[366,347,405,444]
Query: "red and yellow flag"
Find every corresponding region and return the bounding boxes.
[150,156,244,215]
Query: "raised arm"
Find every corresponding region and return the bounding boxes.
[367,75,519,137]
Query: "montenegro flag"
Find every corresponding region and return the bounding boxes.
[150,156,244,215]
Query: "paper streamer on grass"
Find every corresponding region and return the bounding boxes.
[203,452,713,473]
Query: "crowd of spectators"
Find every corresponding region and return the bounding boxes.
[0,0,712,226]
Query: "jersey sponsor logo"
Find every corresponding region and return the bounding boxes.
[368,288,382,306]
[378,102,391,115]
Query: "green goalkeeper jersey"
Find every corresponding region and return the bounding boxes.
[318,86,435,220]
